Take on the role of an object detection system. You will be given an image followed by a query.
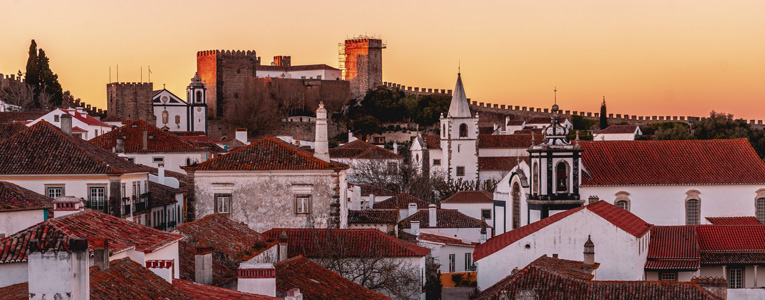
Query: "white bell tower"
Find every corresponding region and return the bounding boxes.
[440,73,479,182]
[187,73,208,134]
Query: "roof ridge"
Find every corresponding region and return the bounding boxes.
[37,122,127,174]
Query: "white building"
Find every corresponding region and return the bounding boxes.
[26,107,112,140]
[400,204,491,243]
[473,200,652,290]
[89,119,210,174]
[441,190,495,228]
[592,124,642,141]
[152,73,208,134]
[256,56,341,81]
[0,181,52,238]
[418,232,478,274]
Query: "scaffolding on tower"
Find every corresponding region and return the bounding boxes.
[338,43,347,80]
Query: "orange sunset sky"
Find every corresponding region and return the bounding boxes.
[1,0,764,120]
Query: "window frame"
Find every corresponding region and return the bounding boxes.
[152,157,165,164]
[45,184,65,198]
[465,253,473,271]
[481,209,492,220]
[433,159,441,166]
[685,198,700,225]
[729,267,744,288]
[459,123,468,138]
[448,254,456,273]
[659,272,677,281]
[87,185,107,212]
[214,193,232,215]
[295,195,312,215]
[456,166,465,177]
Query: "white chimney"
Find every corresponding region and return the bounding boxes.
[146,260,174,283]
[53,196,84,218]
[393,141,398,155]
[76,107,84,114]
[367,194,375,210]
[236,128,249,144]
[28,238,90,300]
[350,186,362,211]
[411,221,420,236]
[493,122,498,131]
[195,242,213,285]
[428,204,437,228]
[584,235,595,265]
[348,130,357,143]
[314,102,330,162]
[237,263,276,297]
[116,136,125,153]
[60,114,72,136]
[279,231,289,262]
[142,127,148,150]
[408,203,418,217]
[285,288,304,300]
[158,163,166,185]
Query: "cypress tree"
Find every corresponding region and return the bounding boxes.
[25,40,39,89]
[599,97,608,129]
[36,49,63,106]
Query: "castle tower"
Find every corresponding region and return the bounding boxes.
[343,37,385,99]
[196,50,260,119]
[527,96,584,219]
[107,82,155,122]
[440,73,479,182]
[187,73,208,134]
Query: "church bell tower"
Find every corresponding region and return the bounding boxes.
[187,73,208,134]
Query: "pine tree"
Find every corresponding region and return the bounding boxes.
[599,96,608,130]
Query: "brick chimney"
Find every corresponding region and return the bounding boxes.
[278,230,289,262]
[146,260,174,283]
[237,263,276,297]
[195,240,213,285]
[314,102,329,162]
[60,114,72,136]
[428,204,437,227]
[588,196,600,205]
[583,235,595,265]
[52,196,84,218]
[93,238,109,271]
[28,238,89,300]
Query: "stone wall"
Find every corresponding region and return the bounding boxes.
[197,50,261,119]
[106,82,155,122]
[344,38,384,99]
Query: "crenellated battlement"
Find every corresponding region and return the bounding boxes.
[107,82,153,87]
[383,82,452,96]
[61,95,107,118]
[197,50,259,57]
[344,36,385,48]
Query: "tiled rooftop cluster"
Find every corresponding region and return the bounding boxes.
[0,181,53,212]
[400,209,488,229]
[373,193,432,209]
[89,119,205,153]
[263,228,430,258]
[648,224,765,269]
[330,139,402,160]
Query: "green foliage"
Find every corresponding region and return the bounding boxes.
[347,87,451,133]
[351,116,382,141]
[566,130,593,141]
[654,123,693,140]
[425,272,442,300]
[695,112,750,140]
[23,39,63,109]
[572,115,598,130]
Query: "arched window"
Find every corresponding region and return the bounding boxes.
[614,191,631,211]
[162,110,169,124]
[459,123,468,138]
[175,115,181,125]
[757,198,765,224]
[532,162,539,195]
[196,91,202,103]
[186,158,191,166]
[685,190,701,225]
[556,161,569,193]
[615,200,629,210]
[512,182,521,229]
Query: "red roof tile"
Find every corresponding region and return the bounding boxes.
[696,225,765,252]
[60,109,110,127]
[705,216,762,225]
[401,209,488,229]
[330,140,402,160]
[175,213,268,261]
[478,156,527,171]
[0,282,26,300]
[597,124,639,134]
[348,209,398,224]
[441,190,493,204]
[419,232,477,247]
[173,279,279,300]
[70,126,88,133]
[0,181,53,212]
[263,228,430,258]
[422,135,441,149]
[0,123,27,141]
[148,181,180,207]
[646,226,700,270]
[475,201,651,261]
[478,134,533,148]
[0,209,182,263]
[373,193,432,209]
[275,255,390,300]
[89,119,206,153]
[357,184,396,196]
[0,121,149,175]
[0,111,46,124]
[89,258,193,300]
[189,137,348,171]
[580,139,765,186]
[144,165,188,189]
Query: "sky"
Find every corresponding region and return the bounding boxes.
[1,0,764,120]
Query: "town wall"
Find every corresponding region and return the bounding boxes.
[106,82,155,122]
[344,37,384,99]
[196,50,261,119]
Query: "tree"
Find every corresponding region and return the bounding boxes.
[352,116,382,141]
[25,40,39,90]
[23,40,63,109]
[599,97,608,129]
[654,122,693,140]
[0,81,34,108]
[424,255,442,300]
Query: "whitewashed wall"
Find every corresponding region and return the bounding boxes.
[0,209,47,238]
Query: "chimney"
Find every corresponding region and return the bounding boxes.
[158,163,166,185]
[236,128,248,144]
[142,127,148,150]
[116,136,125,153]
[285,288,304,300]
[350,186,362,211]
[411,221,420,236]
[408,203,418,217]
[583,235,595,265]
[28,238,90,300]
[237,263,276,297]
[367,194,375,210]
[393,141,398,155]
[146,260,174,283]
[93,238,109,270]
[52,196,84,218]
[348,130,357,143]
[493,122,498,131]
[61,114,72,136]
[314,102,330,162]
[278,231,289,262]
[195,240,213,285]
[480,219,488,244]
[428,204,437,228]
[588,196,600,205]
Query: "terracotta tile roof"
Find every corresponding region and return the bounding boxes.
[597,124,639,134]
[474,255,719,300]
[0,209,182,263]
[0,111,46,124]
[358,184,396,196]
[479,126,496,134]
[89,119,206,153]
[580,139,765,186]
[330,140,402,160]
[478,156,527,171]
[70,126,88,133]
[506,120,525,126]
[475,201,651,261]
[263,228,430,258]
[418,232,477,247]
[180,135,227,153]
[705,216,762,225]
[0,181,53,212]
[348,209,398,224]
[696,225,765,252]
[646,226,700,270]
[0,123,27,141]
[400,209,488,229]
[422,135,441,149]
[59,108,110,127]
[0,121,149,175]
[148,181,180,207]
[189,137,348,171]
[441,190,493,204]
[89,258,193,300]
[175,213,268,262]
[373,193,432,209]
[275,255,390,300]
[478,134,533,148]
[178,241,238,287]
[173,279,279,300]
[513,128,543,135]
[0,282,26,300]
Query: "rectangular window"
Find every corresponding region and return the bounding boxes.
[456,166,465,177]
[296,195,312,214]
[465,253,473,271]
[433,159,441,166]
[153,157,165,164]
[127,157,135,163]
[448,254,456,273]
[45,185,65,198]
[89,187,106,212]
[316,75,322,80]
[214,193,232,215]
[54,115,60,122]
[729,268,743,288]
[659,272,677,281]
[481,209,492,220]
[121,183,126,199]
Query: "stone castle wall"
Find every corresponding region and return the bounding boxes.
[197,50,261,119]
[106,82,155,122]
[344,38,384,99]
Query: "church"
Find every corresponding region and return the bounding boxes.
[152,73,208,134]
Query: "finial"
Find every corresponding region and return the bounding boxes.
[575,130,580,144]
[163,83,166,89]
[602,96,606,105]
[458,60,461,75]
[554,87,557,105]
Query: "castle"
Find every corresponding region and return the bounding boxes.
[341,37,385,99]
